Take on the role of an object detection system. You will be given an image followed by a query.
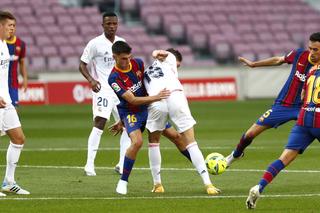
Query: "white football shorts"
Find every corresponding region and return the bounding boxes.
[92,87,120,120]
[146,91,196,133]
[0,104,21,136]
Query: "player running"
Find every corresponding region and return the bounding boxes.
[246,62,320,209]
[226,32,320,167]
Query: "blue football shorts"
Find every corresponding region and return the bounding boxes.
[255,105,300,128]
[120,110,148,134]
[285,125,320,154]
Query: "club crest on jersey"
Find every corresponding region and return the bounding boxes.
[295,70,306,82]
[111,83,121,92]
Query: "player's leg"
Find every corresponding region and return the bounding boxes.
[162,126,191,161]
[112,107,131,175]
[84,116,106,176]
[148,130,164,193]
[4,127,29,195]
[116,129,143,195]
[115,130,130,175]
[116,111,147,195]
[226,123,269,167]
[226,106,300,167]
[85,91,116,176]
[1,106,29,195]
[246,125,313,209]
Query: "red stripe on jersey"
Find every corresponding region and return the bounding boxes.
[8,37,26,89]
[282,51,309,106]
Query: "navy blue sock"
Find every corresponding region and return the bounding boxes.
[233,134,253,158]
[258,159,285,193]
[180,149,191,162]
[121,156,135,182]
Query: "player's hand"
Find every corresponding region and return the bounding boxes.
[238,57,254,68]
[0,97,6,108]
[108,121,124,136]
[22,80,28,92]
[157,88,171,100]
[153,50,168,62]
[89,79,101,93]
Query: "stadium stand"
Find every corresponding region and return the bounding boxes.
[2,0,320,73]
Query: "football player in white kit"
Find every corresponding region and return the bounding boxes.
[0,11,29,196]
[144,48,221,195]
[79,12,131,176]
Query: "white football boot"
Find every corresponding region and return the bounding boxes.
[226,151,244,168]
[2,182,30,195]
[246,185,260,209]
[116,179,128,195]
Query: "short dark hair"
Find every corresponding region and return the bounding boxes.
[166,48,182,62]
[310,32,320,43]
[0,11,15,23]
[112,41,132,55]
[102,11,117,20]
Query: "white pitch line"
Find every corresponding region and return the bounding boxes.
[0,165,320,173]
[0,146,311,152]
[0,193,320,200]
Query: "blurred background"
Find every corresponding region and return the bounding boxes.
[2,0,320,104]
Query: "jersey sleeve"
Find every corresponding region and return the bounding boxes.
[134,58,144,72]
[108,73,128,97]
[80,40,95,64]
[284,50,297,64]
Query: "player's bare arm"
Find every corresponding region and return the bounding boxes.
[238,56,285,68]
[108,120,124,136]
[0,97,6,108]
[152,50,169,62]
[19,57,28,91]
[121,88,170,106]
[79,61,101,92]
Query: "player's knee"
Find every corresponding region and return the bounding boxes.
[132,139,143,150]
[12,134,25,145]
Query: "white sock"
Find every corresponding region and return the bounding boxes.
[186,142,212,185]
[148,143,161,184]
[5,142,23,184]
[118,130,131,170]
[85,127,103,168]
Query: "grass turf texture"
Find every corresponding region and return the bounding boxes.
[0,100,319,212]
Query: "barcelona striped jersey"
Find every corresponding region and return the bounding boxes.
[6,36,26,89]
[108,58,146,114]
[274,48,314,107]
[297,65,320,128]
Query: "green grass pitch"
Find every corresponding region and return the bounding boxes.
[0,100,320,212]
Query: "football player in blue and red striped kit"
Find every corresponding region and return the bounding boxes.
[246,61,320,209]
[6,17,27,107]
[108,41,170,195]
[226,32,320,167]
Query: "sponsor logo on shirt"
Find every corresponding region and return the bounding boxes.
[295,70,306,82]
[130,81,142,93]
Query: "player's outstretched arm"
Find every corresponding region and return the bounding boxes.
[79,61,101,93]
[152,50,169,62]
[122,88,170,106]
[238,56,285,68]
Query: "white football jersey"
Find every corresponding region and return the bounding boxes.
[144,52,183,96]
[80,33,125,93]
[0,40,12,104]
